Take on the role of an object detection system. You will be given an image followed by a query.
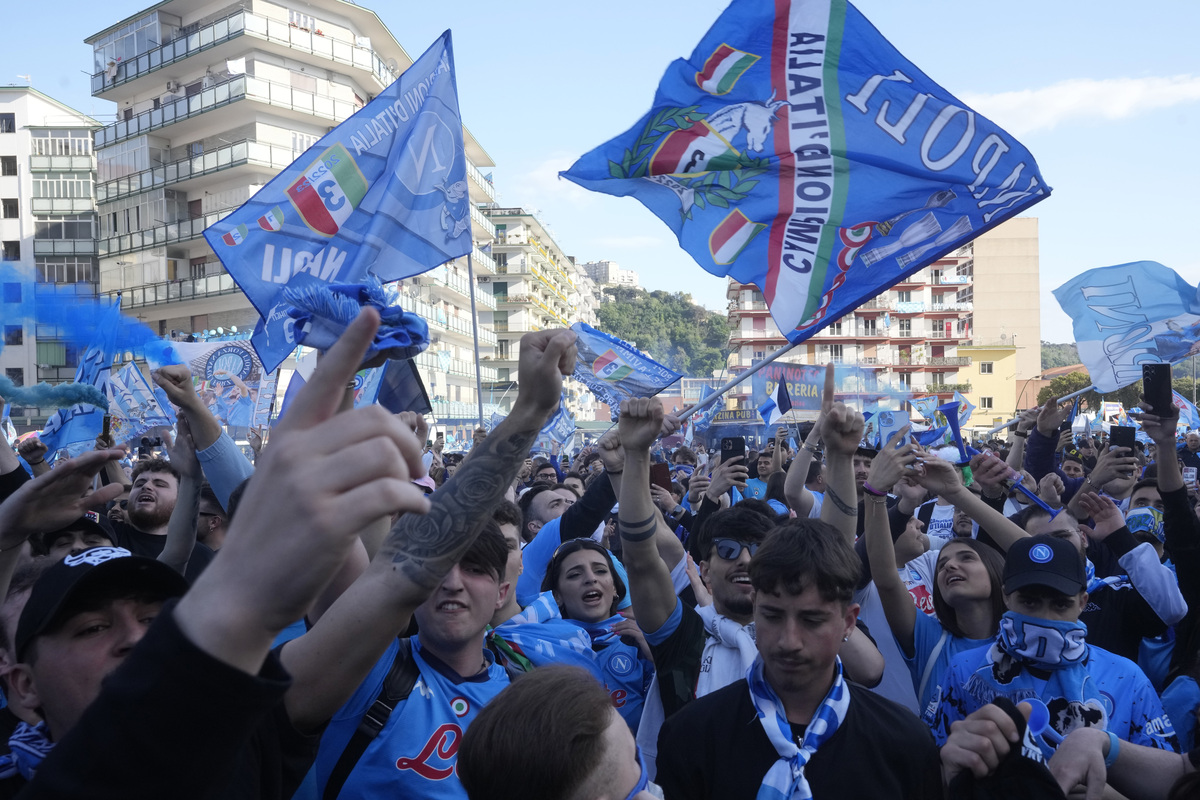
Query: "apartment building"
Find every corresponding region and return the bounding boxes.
[482,206,599,418]
[725,217,1040,416]
[582,259,640,291]
[86,0,502,424]
[0,86,100,429]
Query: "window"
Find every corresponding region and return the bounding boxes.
[898,318,912,337]
[0,115,14,134]
[36,256,96,284]
[1,199,15,218]
[34,214,95,240]
[2,242,19,262]
[3,283,20,302]
[931,372,945,386]
[979,362,993,374]
[897,290,912,303]
[4,369,22,387]
[3,325,21,345]
[30,130,92,156]
[0,157,14,176]
[829,344,843,363]
[828,320,843,336]
[980,397,994,410]
[862,318,876,336]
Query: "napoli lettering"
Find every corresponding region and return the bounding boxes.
[1078,274,1156,385]
[844,70,1045,222]
[782,31,833,274]
[260,243,348,284]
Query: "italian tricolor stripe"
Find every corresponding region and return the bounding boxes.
[649,122,740,176]
[593,350,633,382]
[710,209,765,265]
[221,224,248,247]
[258,206,285,232]
[286,143,369,237]
[696,44,759,95]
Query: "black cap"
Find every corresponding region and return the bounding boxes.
[1003,534,1086,596]
[15,547,188,660]
[35,511,115,553]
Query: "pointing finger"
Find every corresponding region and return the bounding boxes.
[277,308,380,433]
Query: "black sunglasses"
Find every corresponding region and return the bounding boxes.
[713,538,760,561]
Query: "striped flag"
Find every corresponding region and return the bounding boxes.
[257,206,285,232]
[696,45,759,95]
[286,143,369,237]
[221,224,248,246]
[593,349,634,382]
[758,378,792,427]
[650,122,740,176]
[710,209,765,265]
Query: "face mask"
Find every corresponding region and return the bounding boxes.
[997,610,1087,669]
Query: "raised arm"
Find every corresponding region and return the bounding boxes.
[862,431,919,655]
[616,399,683,634]
[157,416,201,574]
[279,328,574,729]
[818,392,864,545]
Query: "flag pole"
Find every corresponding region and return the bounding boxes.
[983,384,1095,436]
[467,252,485,428]
[677,339,802,422]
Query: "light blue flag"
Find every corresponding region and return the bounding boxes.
[1173,391,1200,430]
[204,32,469,371]
[953,391,976,426]
[1054,261,1200,392]
[758,378,792,427]
[561,0,1049,340]
[541,394,577,446]
[910,395,940,420]
[571,323,683,421]
[107,362,176,446]
[39,299,122,462]
[693,384,726,433]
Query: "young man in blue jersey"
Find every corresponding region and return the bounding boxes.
[931,533,1180,759]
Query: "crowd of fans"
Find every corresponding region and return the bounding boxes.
[0,313,1198,799]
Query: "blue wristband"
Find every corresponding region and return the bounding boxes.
[1104,731,1120,768]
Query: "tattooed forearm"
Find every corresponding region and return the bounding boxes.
[382,417,541,589]
[619,513,659,543]
[825,485,857,517]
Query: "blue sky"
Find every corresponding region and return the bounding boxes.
[5,0,1199,343]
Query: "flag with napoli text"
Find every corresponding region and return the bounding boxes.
[561,0,1050,341]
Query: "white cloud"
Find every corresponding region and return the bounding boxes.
[961,75,1200,135]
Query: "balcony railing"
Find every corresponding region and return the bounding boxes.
[91,8,398,96]
[101,272,241,309]
[30,155,94,172]
[97,139,298,203]
[413,351,499,383]
[469,247,496,274]
[33,240,96,256]
[420,266,496,311]
[730,329,787,339]
[466,162,497,202]
[98,206,235,256]
[430,399,501,420]
[470,204,496,239]
[929,301,973,312]
[95,75,359,148]
[30,198,95,214]
[393,293,497,345]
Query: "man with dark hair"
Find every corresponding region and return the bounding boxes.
[196,484,229,551]
[517,483,573,543]
[656,520,940,799]
[33,513,114,560]
[112,456,213,580]
[458,666,655,800]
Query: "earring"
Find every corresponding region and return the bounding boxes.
[842,635,849,642]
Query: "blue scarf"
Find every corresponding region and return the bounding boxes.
[982,612,1100,757]
[1084,558,1130,594]
[0,721,54,781]
[564,613,625,648]
[746,655,849,800]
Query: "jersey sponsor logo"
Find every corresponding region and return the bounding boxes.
[395,722,461,781]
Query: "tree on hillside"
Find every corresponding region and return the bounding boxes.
[595,286,730,377]
[1037,370,1142,411]
[1041,342,1080,371]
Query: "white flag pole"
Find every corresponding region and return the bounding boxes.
[677,339,802,422]
[984,384,1095,436]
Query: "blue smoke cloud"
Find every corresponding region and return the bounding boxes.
[0,376,107,410]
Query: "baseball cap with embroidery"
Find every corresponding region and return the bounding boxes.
[15,546,188,660]
[1002,534,1087,596]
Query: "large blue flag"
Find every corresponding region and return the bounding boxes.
[1054,261,1200,392]
[561,0,1049,340]
[204,32,470,371]
[571,323,682,420]
[39,299,122,462]
[107,362,176,446]
[693,384,726,433]
[910,395,940,420]
[1173,391,1200,431]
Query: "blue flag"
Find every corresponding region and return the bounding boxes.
[39,299,122,462]
[277,356,430,425]
[758,378,792,427]
[1173,391,1200,431]
[1054,261,1200,393]
[910,395,940,420]
[693,384,726,433]
[204,32,470,371]
[561,0,1049,339]
[107,362,176,446]
[953,391,976,427]
[570,323,682,421]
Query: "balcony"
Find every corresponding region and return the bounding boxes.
[419,265,496,311]
[30,155,94,172]
[470,247,496,274]
[98,206,235,256]
[393,293,497,346]
[414,350,498,383]
[33,240,96,256]
[466,162,497,203]
[91,9,398,97]
[894,301,926,314]
[928,301,973,313]
[95,75,359,149]
[97,139,297,204]
[470,205,496,239]
[30,198,95,214]
[430,399,501,420]
[730,329,787,340]
[101,272,241,309]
